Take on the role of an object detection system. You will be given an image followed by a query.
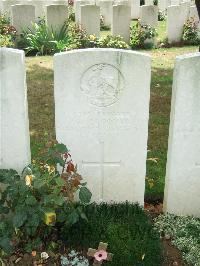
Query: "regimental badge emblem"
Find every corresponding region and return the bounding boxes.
[81,63,124,107]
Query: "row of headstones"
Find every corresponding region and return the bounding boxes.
[3,3,69,34]
[1,47,199,218]
[1,2,158,43]
[0,0,68,18]
[2,1,199,44]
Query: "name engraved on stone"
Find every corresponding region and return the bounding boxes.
[63,112,136,130]
[80,63,124,107]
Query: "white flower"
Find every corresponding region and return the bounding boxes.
[41,252,49,260]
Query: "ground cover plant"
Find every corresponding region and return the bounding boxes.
[61,203,162,266]
[154,214,200,266]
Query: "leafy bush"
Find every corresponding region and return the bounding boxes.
[154,213,200,266]
[0,141,91,254]
[0,34,15,47]
[19,20,88,55]
[182,17,200,45]
[0,12,16,47]
[97,35,129,49]
[130,22,157,49]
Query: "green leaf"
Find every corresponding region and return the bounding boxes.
[25,195,37,206]
[0,206,9,214]
[55,143,69,153]
[66,209,79,226]
[13,212,27,228]
[55,177,65,187]
[0,237,12,253]
[79,187,92,204]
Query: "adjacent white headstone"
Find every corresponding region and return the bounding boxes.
[80,5,100,36]
[131,0,140,19]
[2,0,20,13]
[99,0,113,27]
[45,4,68,31]
[170,0,180,5]
[167,3,190,43]
[145,0,154,5]
[140,5,158,27]
[11,4,35,34]
[164,53,200,217]
[75,0,94,23]
[158,0,170,12]
[111,4,131,43]
[0,48,30,173]
[54,48,151,204]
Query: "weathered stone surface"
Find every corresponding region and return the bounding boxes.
[131,0,140,19]
[140,5,158,27]
[99,0,113,26]
[0,48,30,173]
[167,3,190,43]
[45,4,68,31]
[111,4,131,43]
[11,4,35,34]
[164,53,200,217]
[80,5,100,36]
[54,49,151,204]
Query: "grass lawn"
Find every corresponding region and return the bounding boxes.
[26,45,198,202]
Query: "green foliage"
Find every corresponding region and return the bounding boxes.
[62,203,162,266]
[0,142,91,254]
[130,22,157,49]
[158,11,166,21]
[0,12,16,47]
[97,35,129,49]
[182,17,200,45]
[154,213,200,266]
[19,20,87,55]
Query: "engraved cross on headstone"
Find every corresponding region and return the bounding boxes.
[82,141,121,201]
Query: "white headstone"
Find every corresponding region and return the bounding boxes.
[54,48,151,204]
[158,0,170,12]
[167,4,190,43]
[75,0,95,23]
[164,53,200,217]
[140,5,158,27]
[11,4,35,34]
[170,0,180,5]
[25,0,44,19]
[2,0,20,13]
[111,4,131,43]
[80,5,100,36]
[45,4,68,31]
[145,0,154,5]
[131,0,140,19]
[0,48,30,174]
[99,0,113,27]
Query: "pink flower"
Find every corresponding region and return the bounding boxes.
[94,250,107,262]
